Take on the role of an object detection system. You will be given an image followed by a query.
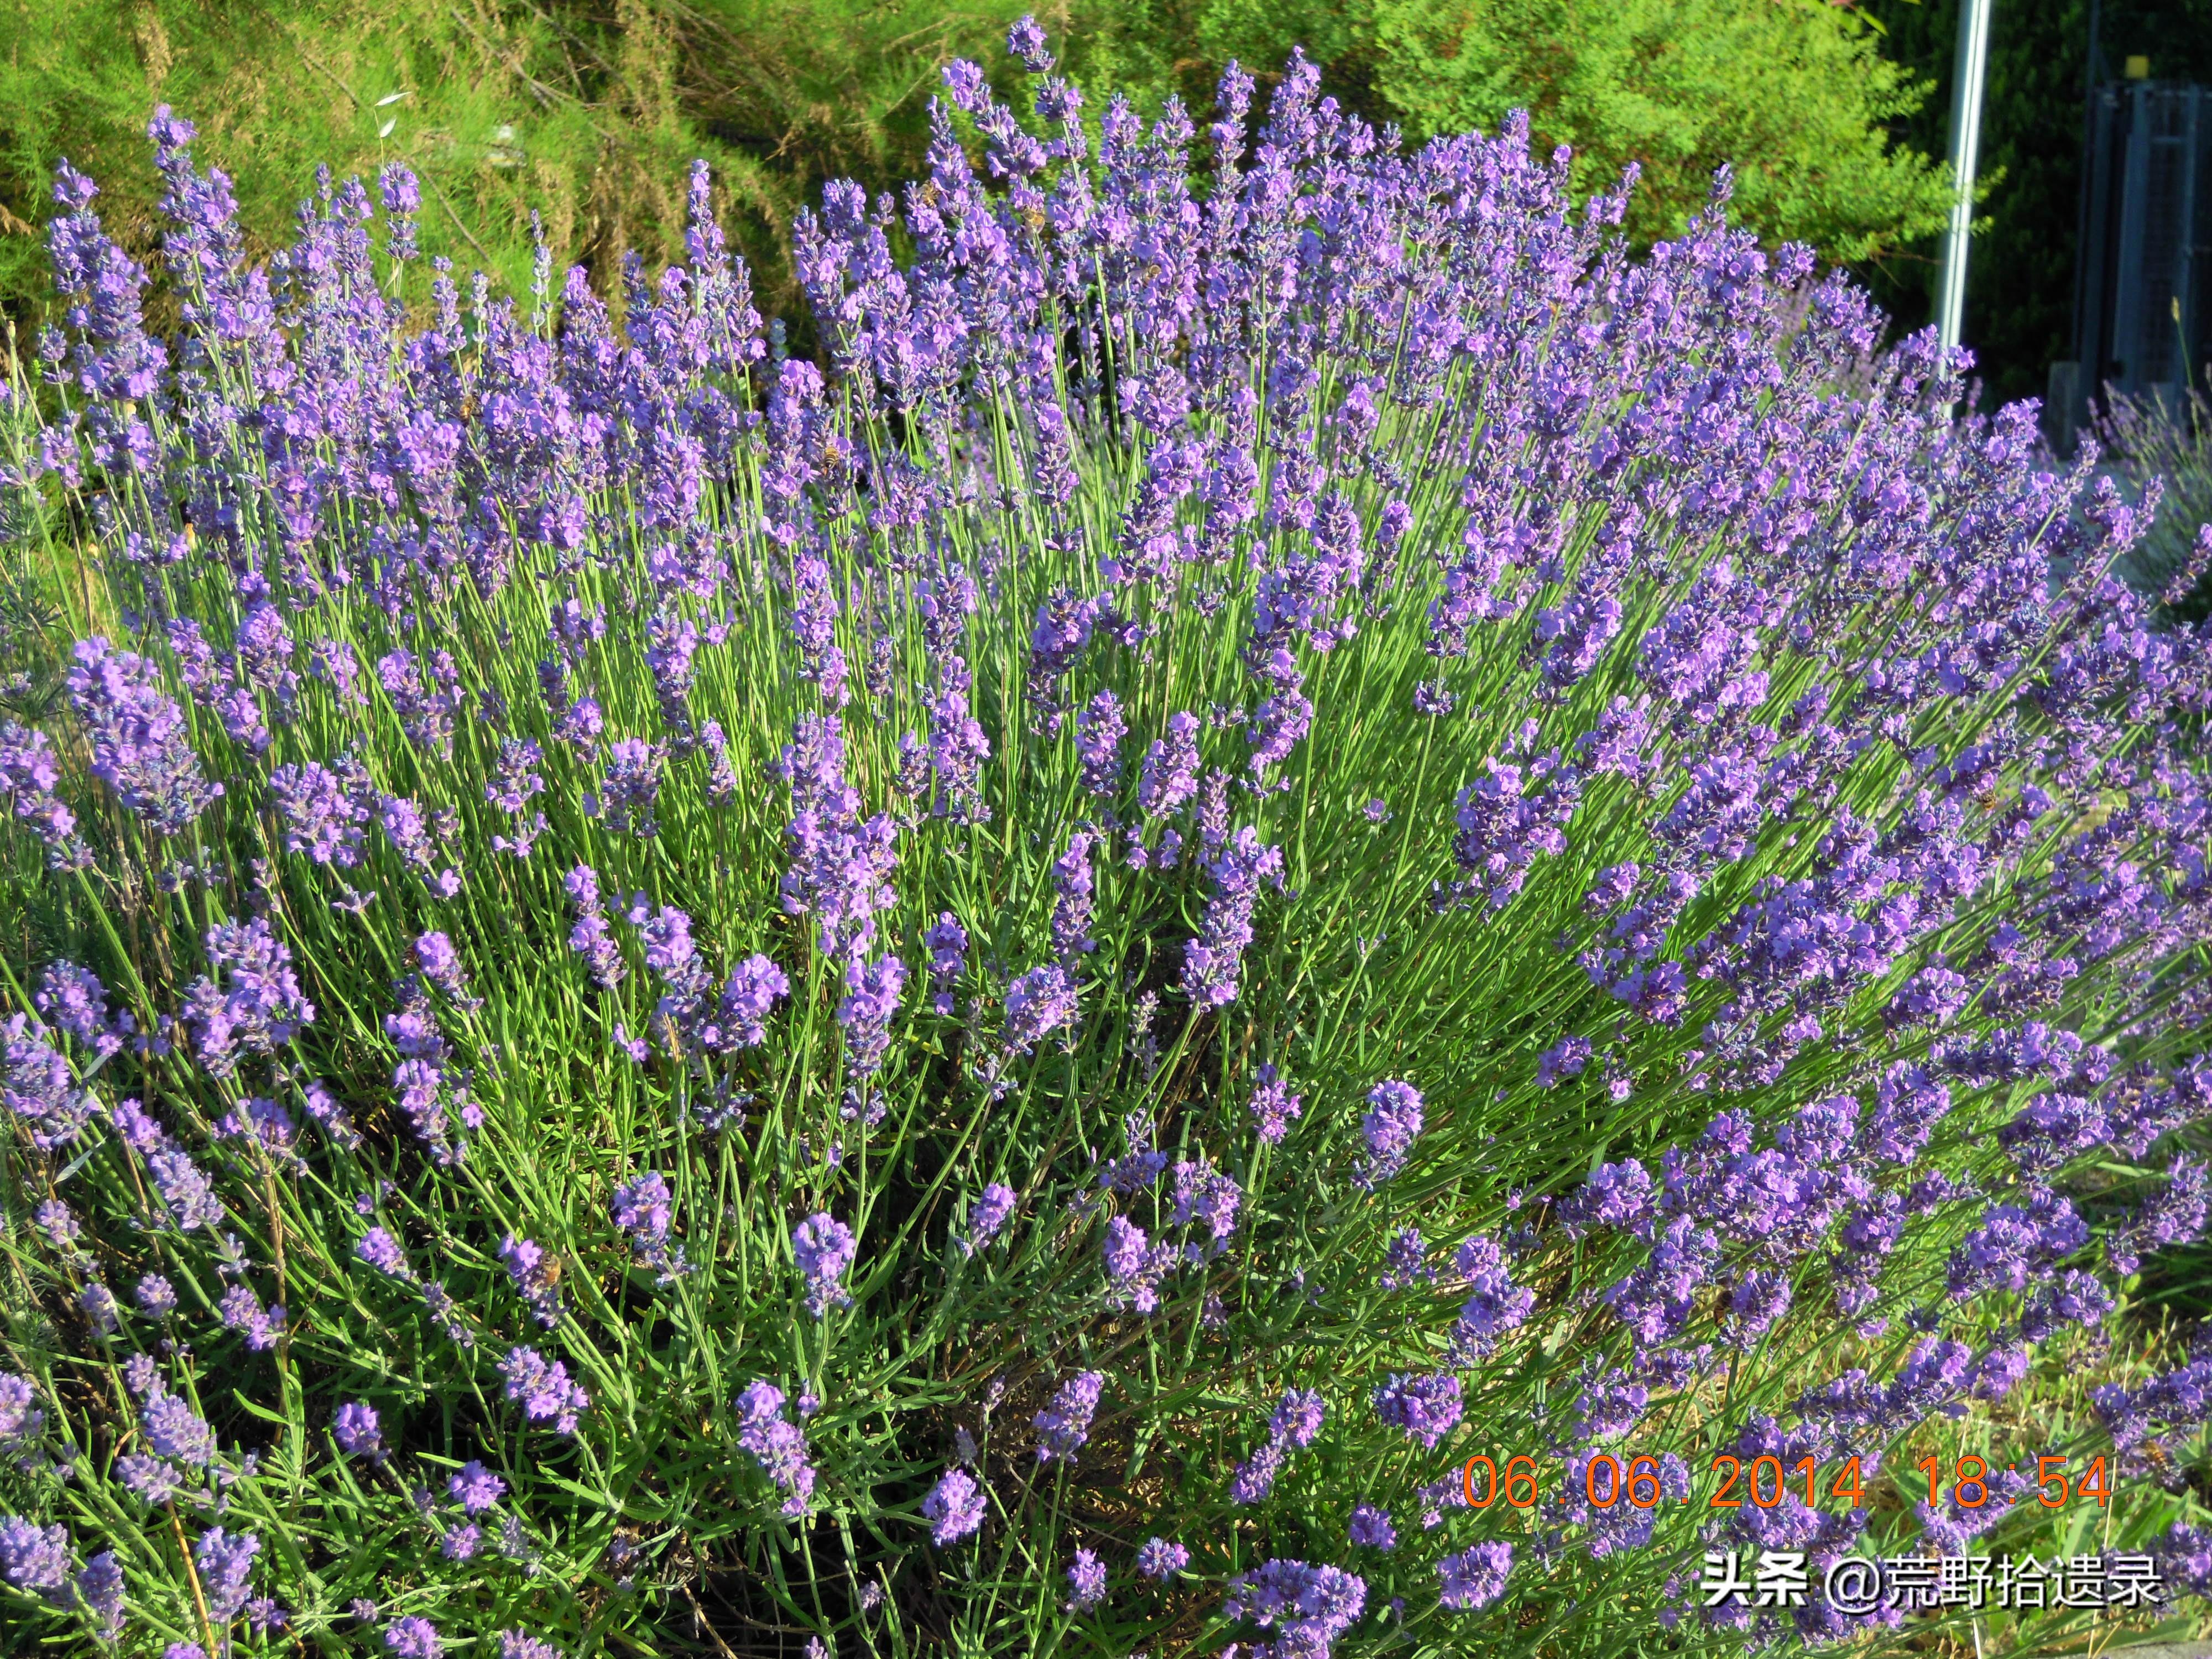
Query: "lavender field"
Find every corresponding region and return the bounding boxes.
[3,20,2212,1657]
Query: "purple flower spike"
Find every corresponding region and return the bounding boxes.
[1249,1064,1303,1142]
[962,1183,1017,1256]
[1372,1373,1462,1448]
[836,955,905,1077]
[1349,1504,1397,1551]
[1034,1370,1104,1463]
[1223,1558,1366,1655]
[66,639,221,835]
[1438,1541,1512,1610]
[448,1460,507,1515]
[718,956,790,1049]
[333,1402,384,1462]
[0,1516,70,1593]
[792,1213,858,1314]
[1181,828,1284,1008]
[497,1347,588,1436]
[1137,1536,1189,1580]
[1003,964,1077,1053]
[1065,1547,1107,1611]
[384,1615,444,1657]
[734,1380,818,1517]
[922,1467,987,1543]
[1357,1078,1423,1187]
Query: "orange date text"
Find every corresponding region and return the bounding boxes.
[1460,1453,2117,1511]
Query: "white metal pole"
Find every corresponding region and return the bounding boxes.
[1936,0,1997,354]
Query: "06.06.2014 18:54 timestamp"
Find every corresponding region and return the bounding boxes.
[1459,1452,2119,1512]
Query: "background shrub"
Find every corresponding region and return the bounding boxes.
[0,0,1949,347]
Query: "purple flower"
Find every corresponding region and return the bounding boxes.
[79,1282,120,1334]
[413,931,474,1005]
[66,638,221,834]
[215,1284,283,1351]
[593,737,664,837]
[612,1172,672,1241]
[564,865,627,990]
[357,1228,412,1280]
[498,1347,589,1436]
[1171,1159,1241,1248]
[1438,1541,1511,1610]
[924,914,968,1015]
[1223,1559,1366,1656]
[1006,13,1052,71]
[962,1183,1016,1256]
[121,1354,159,1399]
[500,1235,566,1328]
[1249,1064,1303,1142]
[333,1402,384,1462]
[1136,1536,1188,1580]
[1065,1547,1107,1611]
[485,738,546,815]
[180,916,314,1078]
[734,1380,818,1517]
[1103,1212,1180,1313]
[1034,1370,1104,1463]
[1372,1373,1461,1448]
[377,648,461,757]
[384,1616,444,1657]
[76,1551,124,1638]
[0,1516,69,1594]
[1271,1387,1326,1448]
[144,1394,215,1465]
[1050,830,1098,966]
[269,761,367,867]
[0,721,87,870]
[147,1146,224,1231]
[926,687,991,818]
[1181,827,1284,1008]
[3,1016,92,1150]
[1451,752,1575,911]
[1003,964,1077,1053]
[922,1468,987,1543]
[1074,691,1126,795]
[778,713,899,959]
[448,1460,506,1515]
[1349,1504,1396,1551]
[1357,1078,1423,1187]
[0,1374,42,1448]
[1379,1227,1432,1291]
[1139,712,1201,821]
[1536,1035,1593,1088]
[1230,1439,1285,1503]
[718,956,790,1049]
[33,963,119,1058]
[836,956,904,1077]
[194,1527,259,1622]
[793,1213,858,1315]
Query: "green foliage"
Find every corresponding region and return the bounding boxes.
[1349,0,1950,260]
[0,0,1951,348]
[0,0,1031,334]
[1052,0,1952,259]
[0,0,646,314]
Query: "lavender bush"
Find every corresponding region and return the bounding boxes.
[4,24,2212,1657]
